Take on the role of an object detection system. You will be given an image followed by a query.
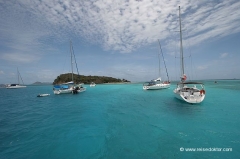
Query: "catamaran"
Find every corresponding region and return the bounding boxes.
[6,68,26,89]
[173,6,206,103]
[143,40,170,90]
[53,41,86,95]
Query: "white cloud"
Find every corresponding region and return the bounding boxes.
[179,1,240,48]
[0,70,4,74]
[220,53,228,58]
[0,0,240,54]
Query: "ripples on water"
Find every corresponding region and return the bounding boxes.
[0,81,240,158]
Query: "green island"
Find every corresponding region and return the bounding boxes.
[53,73,130,85]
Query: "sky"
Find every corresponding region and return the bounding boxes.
[0,0,240,84]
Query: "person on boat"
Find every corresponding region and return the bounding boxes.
[181,74,187,81]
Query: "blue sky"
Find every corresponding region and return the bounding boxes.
[0,0,240,84]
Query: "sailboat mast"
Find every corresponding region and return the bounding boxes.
[179,6,184,76]
[17,67,19,84]
[157,41,161,78]
[158,39,170,82]
[70,41,74,82]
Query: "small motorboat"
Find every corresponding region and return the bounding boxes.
[37,94,50,97]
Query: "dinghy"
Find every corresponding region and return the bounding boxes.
[37,94,50,97]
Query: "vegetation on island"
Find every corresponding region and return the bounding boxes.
[53,73,130,85]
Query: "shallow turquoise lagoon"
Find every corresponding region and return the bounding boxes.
[0,80,240,158]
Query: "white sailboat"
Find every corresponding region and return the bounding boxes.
[143,40,170,90]
[90,82,96,87]
[173,6,206,104]
[6,68,26,89]
[53,41,86,95]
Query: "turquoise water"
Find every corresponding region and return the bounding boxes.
[0,80,240,159]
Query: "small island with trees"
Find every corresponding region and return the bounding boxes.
[53,73,130,85]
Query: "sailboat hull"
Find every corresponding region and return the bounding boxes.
[6,85,26,89]
[143,83,170,90]
[173,88,205,104]
[54,89,72,94]
[90,83,96,87]
[53,85,86,95]
[78,87,86,92]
